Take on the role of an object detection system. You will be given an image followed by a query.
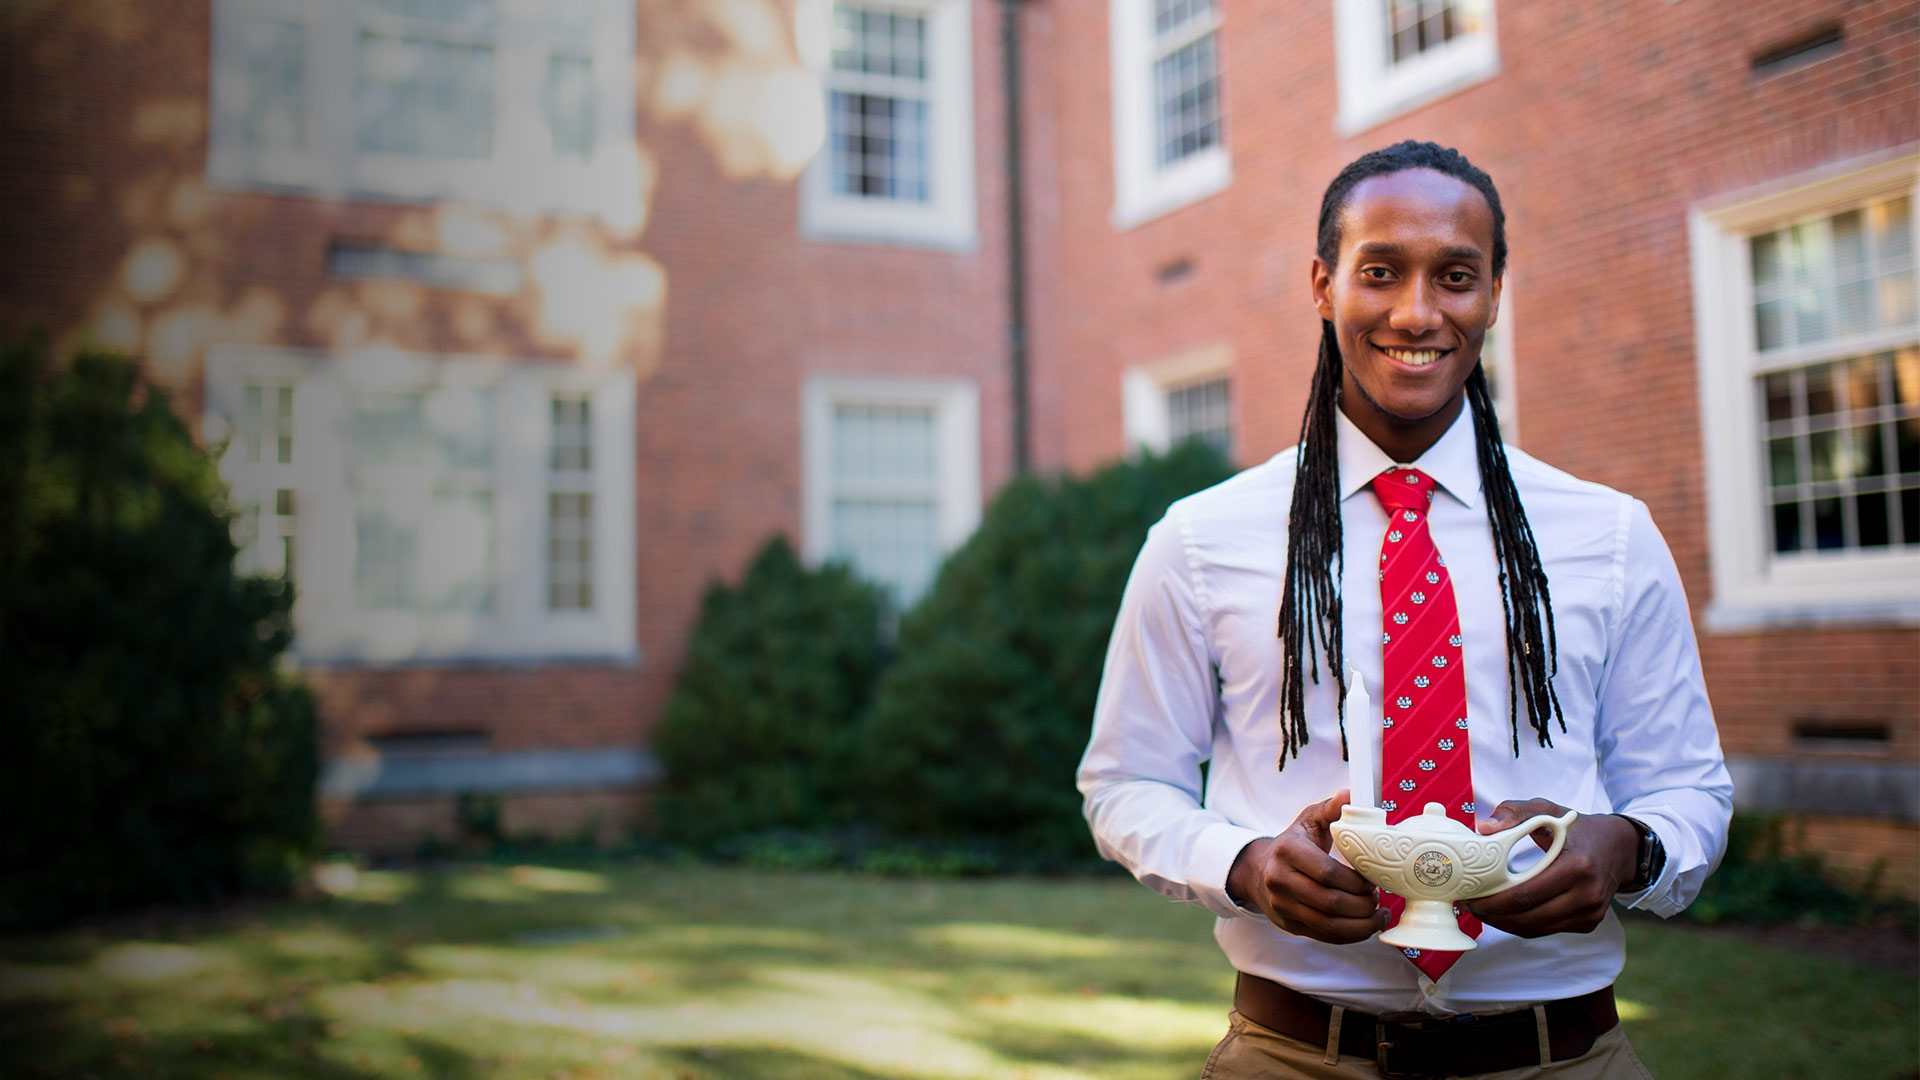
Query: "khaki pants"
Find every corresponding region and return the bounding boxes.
[1201,1008,1656,1080]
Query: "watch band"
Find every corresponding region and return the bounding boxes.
[1616,815,1665,893]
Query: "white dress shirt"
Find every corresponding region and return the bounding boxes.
[1078,405,1732,1015]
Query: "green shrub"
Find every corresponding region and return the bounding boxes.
[859,441,1233,861]
[1684,812,1883,926]
[0,342,318,927]
[650,537,887,847]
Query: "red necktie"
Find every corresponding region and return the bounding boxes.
[1373,467,1479,982]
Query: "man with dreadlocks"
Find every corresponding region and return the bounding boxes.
[1078,141,1730,1079]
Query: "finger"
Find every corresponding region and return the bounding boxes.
[1300,913,1391,945]
[1291,849,1380,897]
[1297,791,1352,839]
[1271,870,1382,919]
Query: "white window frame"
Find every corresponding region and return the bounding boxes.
[796,0,978,250]
[1332,0,1499,137]
[1687,149,1920,629]
[1481,281,1519,446]
[205,345,638,664]
[1122,343,1232,455]
[801,374,981,602]
[207,0,644,226]
[1110,0,1231,229]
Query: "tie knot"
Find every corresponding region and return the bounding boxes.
[1372,467,1436,513]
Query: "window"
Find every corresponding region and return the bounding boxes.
[206,346,637,662]
[208,0,641,224]
[1110,0,1230,228]
[798,0,977,249]
[1480,291,1519,445]
[1688,152,1920,628]
[1332,0,1497,136]
[1122,345,1233,458]
[802,375,981,610]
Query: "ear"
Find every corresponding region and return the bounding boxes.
[1487,272,1504,330]
[1310,256,1335,322]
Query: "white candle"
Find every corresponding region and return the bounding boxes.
[1344,667,1377,807]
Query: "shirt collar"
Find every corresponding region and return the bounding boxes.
[1335,400,1483,510]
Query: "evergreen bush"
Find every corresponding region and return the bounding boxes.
[0,342,318,927]
[859,440,1233,862]
[651,537,887,847]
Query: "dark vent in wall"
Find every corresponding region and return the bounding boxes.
[1157,257,1195,284]
[328,242,524,295]
[1752,23,1844,78]
[1791,720,1889,754]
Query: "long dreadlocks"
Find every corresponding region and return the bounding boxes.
[1276,140,1564,767]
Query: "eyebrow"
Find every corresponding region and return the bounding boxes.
[1353,241,1486,264]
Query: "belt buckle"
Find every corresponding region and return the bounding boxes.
[1374,1011,1477,1080]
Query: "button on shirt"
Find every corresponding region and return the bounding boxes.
[1077,406,1732,1015]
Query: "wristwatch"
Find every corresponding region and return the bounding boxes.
[1616,815,1666,893]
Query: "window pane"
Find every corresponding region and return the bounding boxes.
[1898,416,1919,475]
[1807,429,1841,482]
[358,32,495,158]
[1767,436,1798,487]
[1873,196,1913,262]
[829,92,929,202]
[1751,232,1783,287]
[1754,299,1787,351]
[1812,496,1844,550]
[833,6,927,80]
[1896,347,1920,407]
[1902,488,1919,546]
[1169,377,1231,454]
[547,491,594,611]
[1154,32,1220,166]
[1764,370,1796,423]
[1856,491,1891,547]
[1844,355,1883,412]
[1850,425,1886,479]
[237,18,305,149]
[1804,363,1838,418]
[1772,500,1803,553]
[354,494,492,612]
[546,54,594,158]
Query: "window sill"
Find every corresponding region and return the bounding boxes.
[1112,146,1231,230]
[1336,58,1500,137]
[1704,596,1920,632]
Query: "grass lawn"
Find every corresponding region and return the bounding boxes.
[1,862,1913,1079]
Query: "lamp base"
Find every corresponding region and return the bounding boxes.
[1378,898,1480,952]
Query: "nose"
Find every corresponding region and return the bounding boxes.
[1389,281,1444,335]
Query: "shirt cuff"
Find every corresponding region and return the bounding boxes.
[1613,818,1676,913]
[1188,821,1272,920]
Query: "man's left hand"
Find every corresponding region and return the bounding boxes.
[1458,799,1639,938]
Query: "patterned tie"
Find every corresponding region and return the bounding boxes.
[1373,466,1479,982]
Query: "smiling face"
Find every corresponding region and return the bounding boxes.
[1311,167,1503,462]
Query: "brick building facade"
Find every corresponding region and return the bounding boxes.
[2,0,1914,887]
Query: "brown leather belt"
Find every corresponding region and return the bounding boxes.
[1234,972,1618,1079]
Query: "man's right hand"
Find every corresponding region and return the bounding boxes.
[1225,790,1388,945]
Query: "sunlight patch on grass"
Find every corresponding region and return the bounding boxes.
[314,965,1110,1079]
[269,925,376,962]
[508,865,610,893]
[1616,996,1655,1022]
[93,943,232,982]
[970,993,1224,1053]
[340,868,418,904]
[916,922,1125,959]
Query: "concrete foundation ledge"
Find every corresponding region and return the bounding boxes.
[320,746,664,802]
[1726,755,1920,822]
